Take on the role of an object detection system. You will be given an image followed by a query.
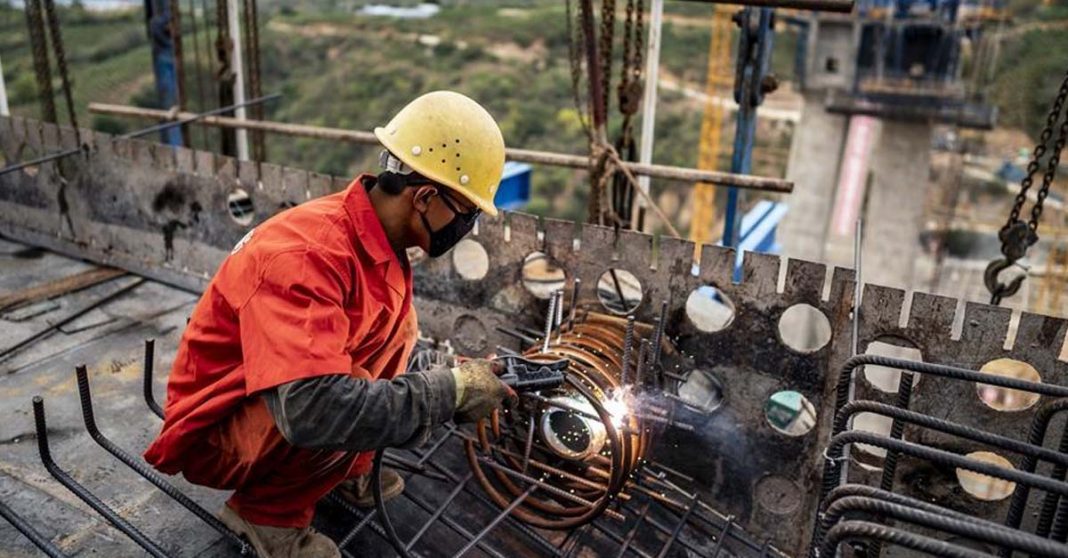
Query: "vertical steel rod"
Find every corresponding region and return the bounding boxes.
[568,278,582,331]
[75,366,250,553]
[32,397,170,558]
[621,314,636,386]
[652,299,668,366]
[143,339,164,419]
[867,370,916,558]
[635,340,650,389]
[543,292,558,353]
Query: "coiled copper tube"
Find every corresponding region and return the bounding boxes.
[464,314,653,529]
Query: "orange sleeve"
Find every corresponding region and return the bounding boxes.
[239,248,354,394]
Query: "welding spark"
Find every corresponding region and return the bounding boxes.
[605,388,631,429]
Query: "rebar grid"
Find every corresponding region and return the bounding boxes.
[811,354,1068,558]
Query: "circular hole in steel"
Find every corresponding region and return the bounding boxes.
[521,251,566,300]
[227,188,254,226]
[863,340,923,393]
[852,412,893,459]
[778,304,831,353]
[678,369,724,413]
[549,411,592,454]
[977,358,1042,412]
[452,238,489,280]
[596,269,643,315]
[956,451,1016,501]
[539,397,607,461]
[764,390,816,437]
[685,285,734,333]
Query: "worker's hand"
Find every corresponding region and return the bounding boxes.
[451,359,515,423]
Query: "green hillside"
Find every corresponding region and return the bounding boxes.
[2,0,1064,227]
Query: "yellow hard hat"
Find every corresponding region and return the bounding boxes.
[375,91,506,217]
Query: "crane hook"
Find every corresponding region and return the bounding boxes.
[984,257,1028,306]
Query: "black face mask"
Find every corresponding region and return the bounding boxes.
[419,190,480,258]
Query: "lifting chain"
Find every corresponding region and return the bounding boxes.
[243,0,265,161]
[24,0,57,125]
[598,0,615,126]
[565,0,592,142]
[42,0,77,137]
[214,0,238,156]
[986,66,1068,305]
[618,0,644,118]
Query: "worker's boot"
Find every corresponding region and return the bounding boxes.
[335,468,405,508]
[219,506,340,558]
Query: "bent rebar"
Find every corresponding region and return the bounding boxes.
[818,495,1067,557]
[74,365,252,554]
[32,396,170,558]
[823,520,991,558]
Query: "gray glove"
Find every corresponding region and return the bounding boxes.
[451,359,516,423]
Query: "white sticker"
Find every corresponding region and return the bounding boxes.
[231,228,255,254]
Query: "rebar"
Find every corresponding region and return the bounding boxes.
[833,355,1068,421]
[0,498,68,558]
[32,397,170,558]
[621,314,635,386]
[615,502,650,558]
[825,431,1068,499]
[820,495,1067,557]
[635,340,649,388]
[655,495,699,558]
[404,474,473,551]
[568,278,582,330]
[143,339,165,419]
[74,366,250,554]
[543,292,558,353]
[0,278,144,361]
[452,484,539,558]
[652,300,668,366]
[823,521,993,558]
[1039,425,1068,540]
[832,401,1068,468]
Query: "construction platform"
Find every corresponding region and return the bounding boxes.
[0,237,236,556]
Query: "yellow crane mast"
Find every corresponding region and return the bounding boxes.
[691,6,735,250]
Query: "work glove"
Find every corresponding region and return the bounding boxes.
[451,359,516,423]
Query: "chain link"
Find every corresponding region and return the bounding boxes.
[617,0,643,118]
[1030,79,1068,232]
[24,0,57,125]
[599,0,615,123]
[620,0,632,94]
[1004,68,1068,235]
[634,0,644,78]
[566,0,592,142]
[987,66,1068,304]
[43,0,77,136]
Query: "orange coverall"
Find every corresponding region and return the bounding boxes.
[144,175,417,527]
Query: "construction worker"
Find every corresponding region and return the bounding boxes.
[143,91,513,558]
